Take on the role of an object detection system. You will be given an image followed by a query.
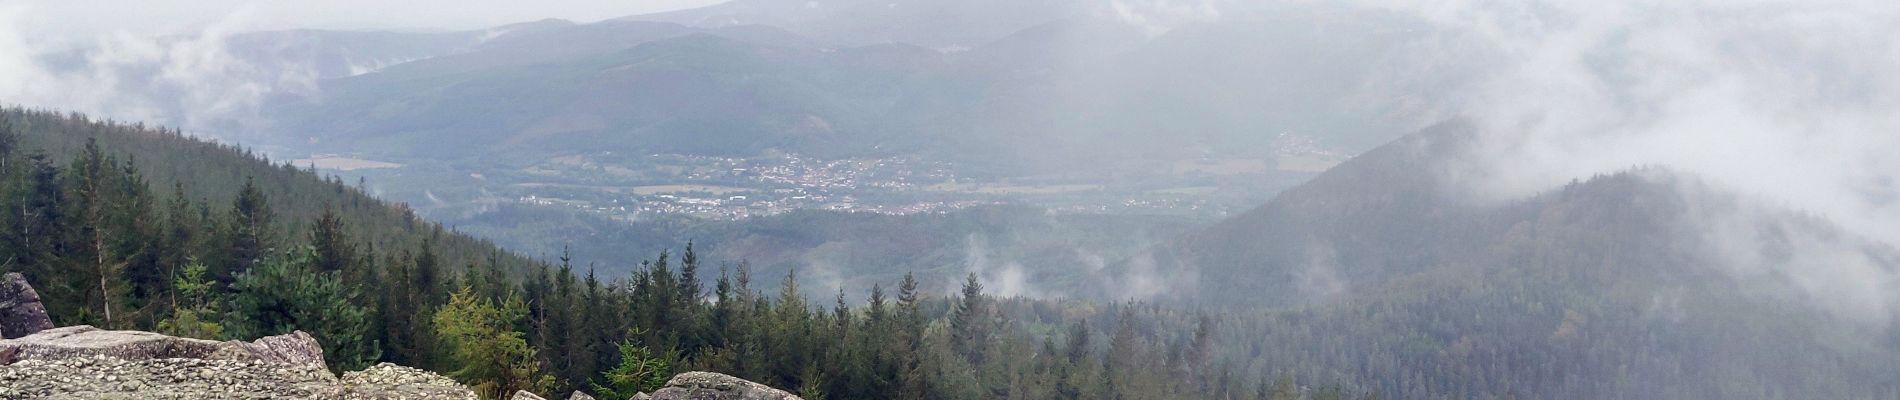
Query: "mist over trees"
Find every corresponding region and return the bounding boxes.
[0,109,1370,399]
[5,1,1900,399]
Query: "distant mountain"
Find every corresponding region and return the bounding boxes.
[267,28,958,161]
[622,0,1094,48]
[1119,121,1900,397]
[222,29,489,80]
[255,6,1452,175]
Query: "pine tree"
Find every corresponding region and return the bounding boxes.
[223,177,272,286]
[160,183,198,294]
[951,273,991,366]
[590,328,672,399]
[434,287,553,398]
[679,241,701,303]
[110,157,161,326]
[227,245,379,372]
[66,138,130,328]
[894,272,927,400]
[310,206,354,274]
[155,259,223,339]
[6,153,66,314]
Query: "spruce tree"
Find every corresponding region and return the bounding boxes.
[951,273,991,365]
[224,177,272,285]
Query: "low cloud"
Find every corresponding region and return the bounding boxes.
[1106,0,1223,37]
[0,4,314,141]
[959,234,1048,299]
[1363,0,1900,323]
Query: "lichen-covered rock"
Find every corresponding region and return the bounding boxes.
[0,272,54,339]
[0,353,341,399]
[0,328,474,399]
[632,392,652,400]
[0,325,328,371]
[511,390,549,400]
[341,363,479,400]
[649,372,803,400]
[0,276,471,398]
[223,329,328,368]
[569,391,597,400]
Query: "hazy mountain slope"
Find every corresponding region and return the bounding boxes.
[623,0,1091,48]
[2,107,537,272]
[1123,122,1900,398]
[448,204,1203,299]
[962,10,1438,170]
[258,9,1458,173]
[269,31,957,161]
[223,29,490,80]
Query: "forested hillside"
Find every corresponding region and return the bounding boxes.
[14,107,1893,399]
[451,204,1204,300]
[0,108,1364,399]
[1122,122,1900,398]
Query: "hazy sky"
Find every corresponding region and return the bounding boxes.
[15,0,725,44]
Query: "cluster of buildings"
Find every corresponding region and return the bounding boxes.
[516,153,971,220]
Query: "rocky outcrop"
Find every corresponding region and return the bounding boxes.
[0,353,340,399]
[0,325,328,371]
[341,363,479,400]
[0,278,794,400]
[0,272,54,339]
[0,271,474,399]
[0,315,472,398]
[648,372,804,400]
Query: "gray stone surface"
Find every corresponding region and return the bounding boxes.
[649,372,803,400]
[512,390,549,400]
[0,272,53,339]
[0,325,328,371]
[0,328,475,399]
[341,363,480,400]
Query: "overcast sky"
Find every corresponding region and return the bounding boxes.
[13,0,725,45]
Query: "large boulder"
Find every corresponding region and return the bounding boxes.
[0,327,475,399]
[0,272,54,339]
[648,372,803,400]
[0,274,473,399]
[0,325,327,371]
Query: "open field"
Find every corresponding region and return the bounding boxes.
[630,184,751,195]
[1274,155,1344,173]
[291,156,403,170]
[925,182,1105,195]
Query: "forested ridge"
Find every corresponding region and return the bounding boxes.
[11,107,1900,400]
[0,107,1365,399]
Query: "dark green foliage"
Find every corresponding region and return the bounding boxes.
[223,177,272,284]
[590,330,672,399]
[434,286,551,398]
[227,245,379,372]
[155,259,223,340]
[0,108,1365,399]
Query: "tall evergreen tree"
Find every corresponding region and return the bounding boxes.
[227,245,379,372]
[951,273,992,366]
[310,206,354,274]
[223,176,272,285]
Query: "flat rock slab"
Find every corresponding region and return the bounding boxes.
[649,372,803,400]
[0,326,326,370]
